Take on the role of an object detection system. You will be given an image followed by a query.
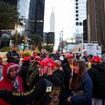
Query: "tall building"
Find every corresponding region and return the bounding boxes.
[28,0,45,36]
[18,0,30,19]
[3,0,18,6]
[50,9,55,32]
[87,0,105,51]
[18,0,30,35]
[74,0,87,41]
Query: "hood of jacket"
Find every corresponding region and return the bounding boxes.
[3,63,19,80]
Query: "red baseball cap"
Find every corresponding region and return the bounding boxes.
[66,53,74,59]
[91,56,102,63]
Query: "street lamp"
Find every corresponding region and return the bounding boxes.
[59,30,64,52]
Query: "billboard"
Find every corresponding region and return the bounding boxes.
[71,43,102,56]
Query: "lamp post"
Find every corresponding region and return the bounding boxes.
[59,30,63,52]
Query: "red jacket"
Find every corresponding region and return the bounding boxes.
[0,63,24,105]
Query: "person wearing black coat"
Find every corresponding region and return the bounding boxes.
[6,46,20,64]
[62,62,71,91]
[62,53,74,96]
[19,58,30,91]
[88,62,105,105]
[32,69,65,105]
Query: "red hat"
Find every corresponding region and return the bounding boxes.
[45,58,56,68]
[34,56,40,61]
[39,58,55,68]
[91,56,102,63]
[22,56,30,62]
[39,59,48,75]
[66,53,74,59]
[39,59,48,66]
[39,58,56,76]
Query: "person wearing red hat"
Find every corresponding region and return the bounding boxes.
[88,56,105,105]
[39,59,48,76]
[91,56,102,65]
[39,58,56,77]
[62,53,75,92]
[22,56,31,62]
[19,56,30,91]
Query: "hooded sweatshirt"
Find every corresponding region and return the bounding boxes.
[0,63,22,105]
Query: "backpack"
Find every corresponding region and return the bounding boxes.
[44,78,61,105]
[49,86,61,105]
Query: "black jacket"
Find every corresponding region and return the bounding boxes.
[88,63,105,99]
[19,61,30,91]
[62,63,72,91]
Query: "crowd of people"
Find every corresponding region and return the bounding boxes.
[0,46,105,105]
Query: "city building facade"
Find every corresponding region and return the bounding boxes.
[74,0,87,41]
[18,0,30,19]
[43,32,55,45]
[18,0,30,35]
[83,19,88,42]
[28,0,45,37]
[87,0,105,51]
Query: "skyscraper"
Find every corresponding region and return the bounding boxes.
[28,0,45,36]
[18,0,30,19]
[87,0,105,51]
[50,9,55,32]
[74,0,87,41]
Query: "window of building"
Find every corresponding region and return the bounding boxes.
[76,3,78,5]
[76,10,78,13]
[76,22,79,25]
[76,18,79,21]
[79,22,82,25]
[76,6,78,9]
[76,14,79,17]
